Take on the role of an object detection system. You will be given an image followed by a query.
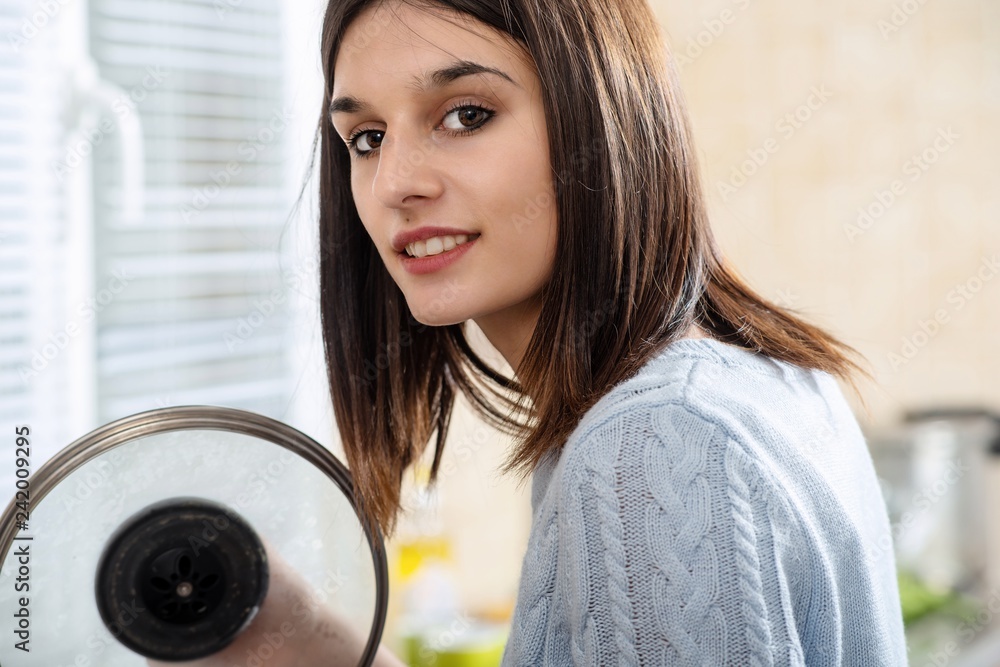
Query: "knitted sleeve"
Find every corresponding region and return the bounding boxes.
[556,400,807,666]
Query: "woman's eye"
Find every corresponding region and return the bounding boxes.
[442,106,490,131]
[351,129,383,154]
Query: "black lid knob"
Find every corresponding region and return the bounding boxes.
[95,496,269,661]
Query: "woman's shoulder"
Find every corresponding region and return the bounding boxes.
[555,336,850,479]
[531,334,882,548]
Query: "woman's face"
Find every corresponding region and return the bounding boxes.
[331,1,558,362]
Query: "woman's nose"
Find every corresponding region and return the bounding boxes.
[370,129,443,208]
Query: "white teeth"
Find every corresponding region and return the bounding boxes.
[405,233,479,258]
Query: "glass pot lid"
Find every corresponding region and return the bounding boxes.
[0,405,388,666]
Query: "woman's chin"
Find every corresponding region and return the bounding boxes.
[407,307,468,328]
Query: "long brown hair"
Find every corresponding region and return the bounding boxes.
[312,0,874,537]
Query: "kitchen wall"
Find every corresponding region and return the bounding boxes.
[650,0,998,427]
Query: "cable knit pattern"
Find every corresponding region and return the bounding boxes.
[725,443,774,667]
[500,338,909,666]
[590,461,640,665]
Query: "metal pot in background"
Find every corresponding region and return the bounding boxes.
[865,407,1000,598]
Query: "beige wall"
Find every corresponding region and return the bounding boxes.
[386,0,997,630]
[649,0,998,428]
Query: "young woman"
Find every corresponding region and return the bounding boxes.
[156,0,909,664]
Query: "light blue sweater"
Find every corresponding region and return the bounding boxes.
[500,337,909,666]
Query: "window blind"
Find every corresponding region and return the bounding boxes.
[87,0,295,423]
[0,0,78,466]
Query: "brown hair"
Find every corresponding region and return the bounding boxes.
[311,0,874,537]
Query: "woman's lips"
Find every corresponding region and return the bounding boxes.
[397,235,479,275]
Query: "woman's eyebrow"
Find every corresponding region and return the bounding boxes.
[330,60,519,117]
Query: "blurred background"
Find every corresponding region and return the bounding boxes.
[0,0,996,664]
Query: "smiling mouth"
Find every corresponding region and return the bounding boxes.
[399,233,482,259]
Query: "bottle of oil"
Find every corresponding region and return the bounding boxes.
[387,463,461,663]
